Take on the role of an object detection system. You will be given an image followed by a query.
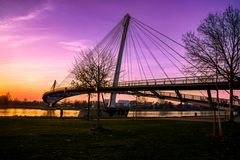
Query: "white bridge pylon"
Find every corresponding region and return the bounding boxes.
[109,14,131,108]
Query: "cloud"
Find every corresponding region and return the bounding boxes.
[0,35,49,47]
[0,19,15,31]
[12,2,53,22]
[9,36,47,47]
[0,1,53,31]
[58,40,94,52]
[0,1,53,47]
[12,11,40,21]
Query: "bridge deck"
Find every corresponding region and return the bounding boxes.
[43,76,240,106]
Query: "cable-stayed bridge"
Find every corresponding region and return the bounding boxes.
[42,14,240,107]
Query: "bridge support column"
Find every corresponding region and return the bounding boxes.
[207,90,213,107]
[175,90,183,105]
[151,90,163,99]
[109,14,131,108]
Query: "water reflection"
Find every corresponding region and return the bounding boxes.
[0,108,80,117]
[127,111,228,118]
[0,108,229,118]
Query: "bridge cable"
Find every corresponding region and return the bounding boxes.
[59,18,125,88]
[131,22,155,79]
[129,28,143,80]
[133,18,221,82]
[130,24,151,80]
[132,18,208,74]
[132,18,207,97]
[128,28,133,81]
[133,21,185,67]
[99,21,123,58]
[130,21,171,81]
[133,22,184,76]
[96,19,123,50]
[132,18,208,97]
[132,17,185,48]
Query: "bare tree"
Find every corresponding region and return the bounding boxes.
[183,6,240,122]
[72,48,115,126]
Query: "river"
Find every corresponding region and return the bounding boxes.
[0,108,229,118]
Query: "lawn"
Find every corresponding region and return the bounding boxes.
[0,117,240,160]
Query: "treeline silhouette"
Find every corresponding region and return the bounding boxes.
[0,93,45,108]
[0,93,11,107]
[0,93,212,111]
[0,93,90,109]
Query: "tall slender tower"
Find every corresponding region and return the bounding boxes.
[108,14,131,108]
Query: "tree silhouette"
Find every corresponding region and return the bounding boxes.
[183,6,240,122]
[0,92,11,107]
[72,48,115,126]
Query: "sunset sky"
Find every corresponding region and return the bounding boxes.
[0,0,239,101]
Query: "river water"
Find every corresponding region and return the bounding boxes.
[0,108,229,118]
[0,108,79,117]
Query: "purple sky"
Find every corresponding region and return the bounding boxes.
[0,0,239,100]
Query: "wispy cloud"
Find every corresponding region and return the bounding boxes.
[0,1,53,31]
[0,19,15,31]
[12,3,53,22]
[58,40,94,52]
[12,11,40,21]
[0,35,49,47]
[0,1,53,47]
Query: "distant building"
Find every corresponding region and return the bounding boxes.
[118,100,130,107]
[144,102,153,107]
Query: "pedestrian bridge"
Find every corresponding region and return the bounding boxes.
[43,14,240,109]
[43,76,240,106]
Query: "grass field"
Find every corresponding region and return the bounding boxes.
[0,117,240,160]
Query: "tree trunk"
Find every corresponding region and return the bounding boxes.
[207,90,216,136]
[97,90,100,128]
[87,93,90,121]
[229,79,234,122]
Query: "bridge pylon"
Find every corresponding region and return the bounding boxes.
[108,14,131,108]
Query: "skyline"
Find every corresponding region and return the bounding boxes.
[0,0,239,101]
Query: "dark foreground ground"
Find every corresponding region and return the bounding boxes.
[0,117,240,160]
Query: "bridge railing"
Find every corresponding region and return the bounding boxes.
[118,76,227,87]
[155,91,206,101]
[48,76,228,94]
[155,91,239,105]
[51,76,228,91]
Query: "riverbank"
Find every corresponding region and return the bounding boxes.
[0,117,240,160]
